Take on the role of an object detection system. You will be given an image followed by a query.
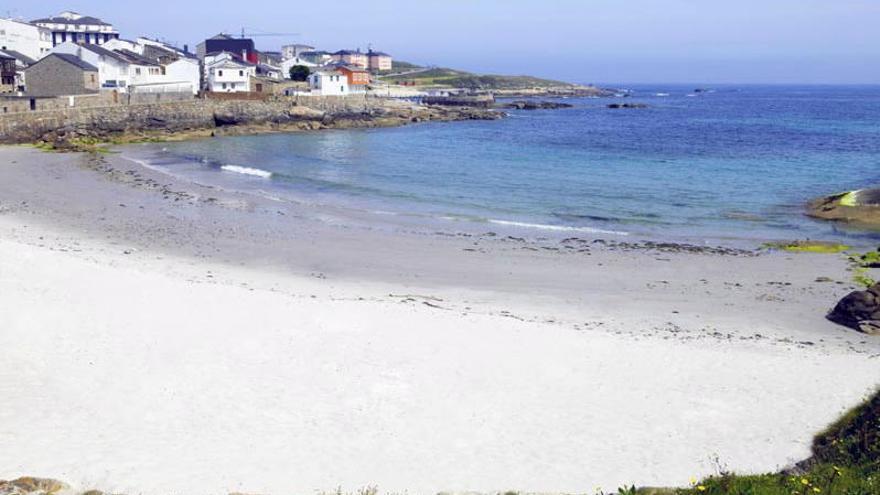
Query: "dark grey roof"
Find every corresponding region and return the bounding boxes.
[0,50,36,65]
[77,44,157,66]
[32,14,111,26]
[77,43,131,64]
[34,53,98,71]
[368,51,391,57]
[116,48,160,66]
[333,49,363,56]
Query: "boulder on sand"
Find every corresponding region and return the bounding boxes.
[808,188,880,228]
[827,283,880,335]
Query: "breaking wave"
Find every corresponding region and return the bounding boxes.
[488,219,629,236]
[220,165,273,179]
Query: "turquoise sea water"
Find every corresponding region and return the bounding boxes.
[125,85,880,246]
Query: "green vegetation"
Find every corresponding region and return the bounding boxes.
[762,241,851,254]
[852,250,880,268]
[289,65,310,82]
[378,66,573,90]
[847,249,880,288]
[622,389,880,495]
[853,268,877,288]
[390,60,423,71]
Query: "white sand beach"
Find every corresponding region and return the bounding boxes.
[1,147,879,495]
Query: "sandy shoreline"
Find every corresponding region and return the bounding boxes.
[1,145,879,495]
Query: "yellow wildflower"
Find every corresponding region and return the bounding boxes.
[690,477,698,485]
[801,478,810,486]
[813,488,821,493]
[697,486,707,492]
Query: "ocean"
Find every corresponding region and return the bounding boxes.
[122,84,880,246]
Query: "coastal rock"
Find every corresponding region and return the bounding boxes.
[608,103,649,109]
[827,283,880,335]
[422,95,496,108]
[807,189,880,228]
[0,98,502,146]
[502,100,573,110]
[0,477,68,495]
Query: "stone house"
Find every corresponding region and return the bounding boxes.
[23,53,99,96]
[52,42,163,92]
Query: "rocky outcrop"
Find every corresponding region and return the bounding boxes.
[0,98,502,146]
[501,100,573,110]
[808,189,880,228]
[0,477,68,495]
[608,103,649,109]
[422,95,496,108]
[827,283,880,335]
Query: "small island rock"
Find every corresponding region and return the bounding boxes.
[808,188,880,228]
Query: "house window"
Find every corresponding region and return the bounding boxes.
[239,70,243,76]
[135,68,141,75]
[222,83,227,89]
[90,74,95,83]
[218,70,223,76]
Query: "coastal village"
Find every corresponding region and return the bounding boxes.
[0,11,403,109]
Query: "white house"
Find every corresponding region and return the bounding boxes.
[308,70,348,96]
[101,38,199,94]
[163,58,200,95]
[280,56,317,79]
[32,11,119,47]
[281,44,315,60]
[204,52,255,93]
[52,42,162,92]
[0,18,52,60]
[101,38,140,53]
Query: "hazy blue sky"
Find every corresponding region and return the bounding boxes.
[11,0,880,84]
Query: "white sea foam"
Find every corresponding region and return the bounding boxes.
[489,219,629,236]
[221,165,273,179]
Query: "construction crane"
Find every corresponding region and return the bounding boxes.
[239,28,301,40]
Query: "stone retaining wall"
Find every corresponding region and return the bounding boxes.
[0,95,414,144]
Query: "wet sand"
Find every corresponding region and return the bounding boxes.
[1,145,879,495]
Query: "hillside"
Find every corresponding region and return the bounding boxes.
[378,63,600,93]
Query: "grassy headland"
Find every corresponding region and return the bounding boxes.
[378,62,609,94]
